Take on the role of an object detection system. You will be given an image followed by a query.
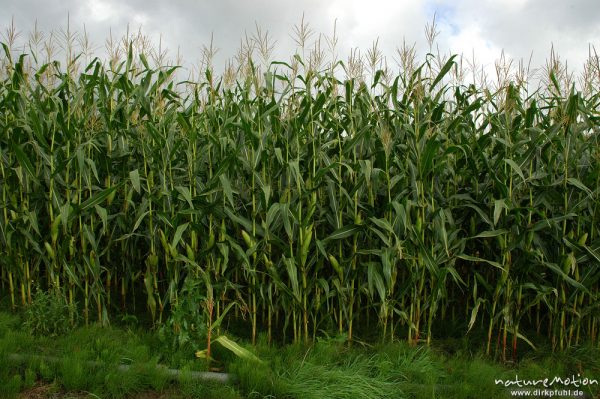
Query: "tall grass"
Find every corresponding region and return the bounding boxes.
[1,19,599,358]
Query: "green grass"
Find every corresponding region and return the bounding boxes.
[1,310,599,398]
[0,311,207,398]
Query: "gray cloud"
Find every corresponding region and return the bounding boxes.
[1,0,598,78]
[434,0,600,70]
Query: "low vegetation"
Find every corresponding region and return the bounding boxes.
[2,311,598,398]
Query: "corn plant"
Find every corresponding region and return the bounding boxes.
[1,22,599,357]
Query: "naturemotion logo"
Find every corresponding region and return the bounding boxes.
[494,374,598,389]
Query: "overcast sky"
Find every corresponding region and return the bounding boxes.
[2,0,599,81]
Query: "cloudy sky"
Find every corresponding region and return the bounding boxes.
[2,0,599,80]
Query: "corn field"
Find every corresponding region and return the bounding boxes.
[1,23,600,359]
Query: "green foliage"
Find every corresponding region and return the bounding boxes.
[23,368,36,389]
[213,335,263,364]
[280,357,403,399]
[129,362,171,392]
[180,376,241,399]
[159,276,208,350]
[1,312,599,398]
[0,374,21,398]
[59,356,89,391]
[38,360,56,381]
[440,355,510,399]
[230,359,289,398]
[103,368,145,398]
[1,21,599,355]
[22,289,78,336]
[0,312,20,338]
